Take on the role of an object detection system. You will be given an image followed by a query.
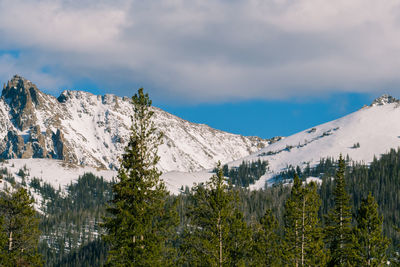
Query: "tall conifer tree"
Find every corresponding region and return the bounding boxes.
[228,207,252,267]
[0,187,42,266]
[284,174,326,266]
[284,174,303,266]
[354,193,389,266]
[252,209,281,266]
[181,164,250,266]
[326,154,356,266]
[103,88,176,266]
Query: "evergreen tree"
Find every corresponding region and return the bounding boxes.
[283,174,326,266]
[284,174,303,266]
[354,193,389,266]
[251,209,281,266]
[102,88,177,266]
[326,155,356,266]
[0,187,42,266]
[303,181,326,266]
[0,214,7,264]
[227,207,252,267]
[180,164,250,266]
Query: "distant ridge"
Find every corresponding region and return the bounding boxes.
[219,93,400,189]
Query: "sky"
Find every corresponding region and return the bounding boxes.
[0,0,397,138]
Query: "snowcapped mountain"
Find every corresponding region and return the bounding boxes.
[227,94,400,189]
[156,94,400,193]
[0,75,276,173]
[3,74,400,194]
[159,94,400,193]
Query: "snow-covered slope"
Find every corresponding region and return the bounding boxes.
[0,75,274,173]
[229,94,400,189]
[0,158,214,195]
[162,94,400,192]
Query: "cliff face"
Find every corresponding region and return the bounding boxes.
[0,75,76,162]
[0,75,274,172]
[3,75,44,130]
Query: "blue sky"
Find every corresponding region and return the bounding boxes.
[157,93,375,138]
[0,1,398,138]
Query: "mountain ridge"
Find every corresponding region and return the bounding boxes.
[0,75,277,173]
[2,74,398,193]
[237,95,400,189]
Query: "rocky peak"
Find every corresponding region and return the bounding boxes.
[3,75,41,103]
[1,75,44,130]
[370,94,400,106]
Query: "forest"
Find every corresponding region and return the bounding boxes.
[12,149,396,266]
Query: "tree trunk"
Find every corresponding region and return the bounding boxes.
[295,220,298,267]
[218,211,222,267]
[301,197,305,266]
[340,205,343,264]
[8,231,12,251]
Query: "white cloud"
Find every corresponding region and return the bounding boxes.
[0,0,399,102]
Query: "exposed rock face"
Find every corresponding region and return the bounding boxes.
[370,94,400,106]
[0,75,275,172]
[0,75,75,164]
[0,130,25,158]
[2,75,42,131]
[29,125,47,158]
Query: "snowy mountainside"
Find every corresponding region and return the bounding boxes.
[158,94,400,192]
[0,75,275,173]
[230,94,400,189]
[8,93,400,195]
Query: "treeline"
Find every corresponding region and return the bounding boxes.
[175,157,395,266]
[3,157,399,266]
[216,159,268,187]
[31,149,400,266]
[35,173,114,266]
[0,171,114,266]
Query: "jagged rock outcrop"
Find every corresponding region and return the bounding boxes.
[0,75,76,163]
[0,75,275,172]
[0,130,24,158]
[29,125,47,158]
[370,94,400,106]
[2,75,42,130]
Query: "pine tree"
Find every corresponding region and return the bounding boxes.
[227,200,252,267]
[354,193,389,266]
[180,163,250,266]
[303,181,326,266]
[0,187,42,266]
[102,88,177,266]
[252,209,281,266]
[0,216,7,263]
[326,154,356,266]
[284,174,303,266]
[283,174,326,266]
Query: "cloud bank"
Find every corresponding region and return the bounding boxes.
[0,0,399,103]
